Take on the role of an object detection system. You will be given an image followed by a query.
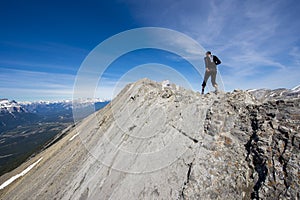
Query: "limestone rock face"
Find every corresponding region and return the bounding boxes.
[184,90,300,200]
[0,79,299,200]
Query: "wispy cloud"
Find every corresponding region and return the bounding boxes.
[0,41,89,74]
[0,60,76,73]
[0,41,92,100]
[0,41,89,56]
[0,68,75,101]
[125,0,300,90]
[289,47,300,65]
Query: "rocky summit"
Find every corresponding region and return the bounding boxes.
[0,79,299,200]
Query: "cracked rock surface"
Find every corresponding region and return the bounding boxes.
[0,79,299,200]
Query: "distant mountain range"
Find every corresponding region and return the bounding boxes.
[0,99,26,113]
[0,99,38,133]
[0,98,110,133]
[20,98,109,111]
[247,85,300,101]
[0,98,109,176]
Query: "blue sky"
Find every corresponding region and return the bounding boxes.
[1,0,300,101]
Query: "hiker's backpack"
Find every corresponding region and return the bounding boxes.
[213,55,221,65]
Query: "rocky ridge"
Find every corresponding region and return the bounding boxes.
[0,79,299,200]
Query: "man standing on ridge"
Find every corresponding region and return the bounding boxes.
[202,51,221,94]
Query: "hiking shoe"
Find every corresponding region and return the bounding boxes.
[214,84,218,92]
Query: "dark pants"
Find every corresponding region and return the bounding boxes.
[202,70,217,88]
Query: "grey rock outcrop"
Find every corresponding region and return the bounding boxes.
[184,89,300,199]
[0,79,299,200]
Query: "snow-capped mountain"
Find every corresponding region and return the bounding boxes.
[0,99,38,133]
[0,98,107,114]
[291,84,300,93]
[20,98,109,114]
[20,98,107,105]
[0,99,26,113]
[0,98,110,133]
[247,85,300,102]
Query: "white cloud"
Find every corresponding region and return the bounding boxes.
[0,68,76,101]
[290,47,300,65]
[124,0,300,90]
[0,60,75,72]
[0,41,89,56]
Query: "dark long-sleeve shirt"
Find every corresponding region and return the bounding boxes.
[204,56,217,71]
